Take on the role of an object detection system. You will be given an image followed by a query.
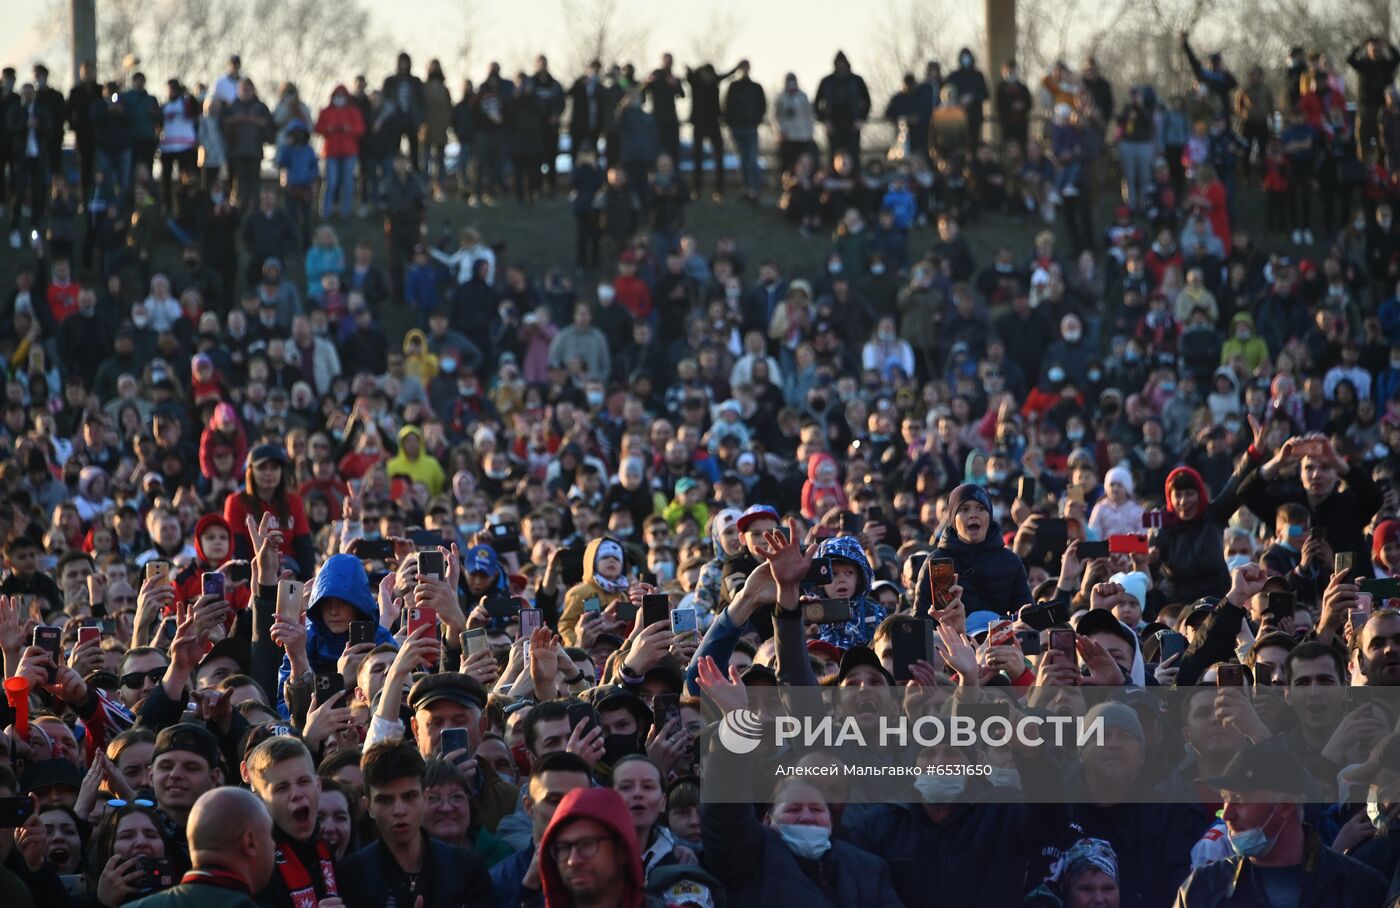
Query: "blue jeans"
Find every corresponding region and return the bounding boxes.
[96,148,132,198]
[323,155,356,217]
[731,126,760,194]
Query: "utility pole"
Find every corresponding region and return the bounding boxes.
[985,0,1016,143]
[71,0,96,85]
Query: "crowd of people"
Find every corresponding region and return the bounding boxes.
[2,22,1400,908]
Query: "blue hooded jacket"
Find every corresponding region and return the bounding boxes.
[812,534,886,648]
[277,553,396,713]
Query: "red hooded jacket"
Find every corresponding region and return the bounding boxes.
[1164,465,1209,520]
[174,514,251,613]
[801,452,848,520]
[539,788,647,908]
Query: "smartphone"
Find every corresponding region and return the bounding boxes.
[840,512,861,534]
[1310,525,1328,544]
[275,579,303,620]
[567,701,596,731]
[1335,552,1356,577]
[867,506,884,523]
[1016,630,1042,655]
[1017,475,1037,504]
[652,693,681,731]
[1076,540,1110,559]
[1067,484,1085,506]
[928,557,955,609]
[201,572,225,598]
[77,625,101,647]
[1108,534,1149,555]
[313,670,344,702]
[349,620,377,645]
[407,607,438,666]
[33,625,60,682]
[641,594,671,629]
[1357,592,1375,612]
[802,597,852,624]
[439,727,471,762]
[483,595,519,619]
[1351,607,1372,635]
[1216,663,1245,687]
[1265,591,1295,621]
[352,538,397,561]
[488,522,521,554]
[1158,630,1187,662]
[583,597,602,615]
[1021,600,1070,631]
[986,619,1015,648]
[223,561,252,585]
[518,607,543,638]
[1360,577,1400,599]
[891,617,935,682]
[417,550,445,580]
[556,545,587,586]
[0,796,33,828]
[133,856,176,892]
[407,529,447,549]
[461,627,489,656]
[1049,628,1078,665]
[670,606,699,637]
[612,597,638,624]
[1142,511,1166,530]
[803,557,833,586]
[145,561,170,583]
[1035,519,1069,555]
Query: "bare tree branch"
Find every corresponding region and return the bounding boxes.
[684,2,742,66]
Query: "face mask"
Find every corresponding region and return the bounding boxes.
[1087,369,1102,382]
[1383,217,1394,229]
[775,823,831,860]
[333,97,347,107]
[988,766,1021,789]
[1067,429,1085,442]
[132,313,150,328]
[828,261,843,274]
[914,774,966,804]
[653,561,675,581]
[1356,219,1367,231]
[459,382,479,396]
[986,469,1007,483]
[1125,349,1141,363]
[1368,792,1392,835]
[1063,330,1082,343]
[612,526,633,538]
[597,285,616,303]
[440,357,457,373]
[1047,367,1066,383]
[1228,805,1280,858]
[878,328,896,342]
[871,262,886,276]
[586,390,605,407]
[458,521,482,535]
[1160,381,1177,394]
[960,54,973,67]
[1226,553,1253,572]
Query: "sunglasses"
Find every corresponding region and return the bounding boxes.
[106,798,155,809]
[120,668,164,689]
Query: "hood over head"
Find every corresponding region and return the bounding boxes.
[193,514,233,565]
[308,553,377,621]
[539,787,646,908]
[815,534,873,599]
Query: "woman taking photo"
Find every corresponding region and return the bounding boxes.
[81,802,180,907]
[223,443,314,579]
[914,483,1031,617]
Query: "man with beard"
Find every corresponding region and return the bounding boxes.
[152,724,224,846]
[1356,610,1400,686]
[246,737,341,908]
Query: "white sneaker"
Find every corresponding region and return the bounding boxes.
[1303,229,1314,244]
[8,230,18,249]
[1291,229,1302,244]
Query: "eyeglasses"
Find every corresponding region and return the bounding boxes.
[549,834,613,863]
[106,798,155,808]
[120,668,165,689]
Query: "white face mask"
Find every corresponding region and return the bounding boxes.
[597,285,616,303]
[775,823,831,860]
[914,774,966,804]
[988,766,1021,789]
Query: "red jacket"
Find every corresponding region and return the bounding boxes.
[613,275,653,320]
[314,86,366,159]
[539,789,646,908]
[174,514,251,615]
[47,281,80,325]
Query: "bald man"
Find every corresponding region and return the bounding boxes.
[127,787,276,908]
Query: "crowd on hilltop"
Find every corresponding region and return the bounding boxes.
[3,27,1400,908]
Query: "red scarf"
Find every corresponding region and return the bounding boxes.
[275,836,338,908]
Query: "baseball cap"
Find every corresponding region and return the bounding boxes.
[590,686,654,729]
[1200,738,1307,796]
[21,758,83,794]
[675,478,700,495]
[965,610,1002,639]
[197,638,251,676]
[736,504,779,533]
[407,674,487,713]
[248,443,287,468]
[464,544,498,575]
[806,639,844,666]
[1073,609,1137,654]
[153,723,221,769]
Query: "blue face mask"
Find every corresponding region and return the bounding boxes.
[1226,553,1253,572]
[1228,805,1280,858]
[775,823,831,860]
[652,561,676,581]
[1160,381,1177,394]
[458,522,483,536]
[914,774,966,804]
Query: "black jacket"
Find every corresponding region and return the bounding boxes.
[916,522,1032,617]
[338,834,492,908]
[724,78,767,129]
[1173,827,1386,907]
[1236,461,1382,566]
[1151,462,1246,605]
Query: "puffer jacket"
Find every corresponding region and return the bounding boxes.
[1173,827,1385,907]
[314,86,365,158]
[915,521,1031,618]
[559,536,631,646]
[1151,464,1243,605]
[812,534,886,648]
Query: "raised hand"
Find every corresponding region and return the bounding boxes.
[754,518,817,591]
[695,655,748,713]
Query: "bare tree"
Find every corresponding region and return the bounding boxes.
[454,0,484,81]
[558,0,652,74]
[865,0,963,106]
[685,2,742,67]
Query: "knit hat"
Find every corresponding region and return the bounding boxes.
[1374,520,1400,567]
[596,540,624,563]
[946,483,992,515]
[1109,571,1148,612]
[1083,701,1144,746]
[1104,465,1135,497]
